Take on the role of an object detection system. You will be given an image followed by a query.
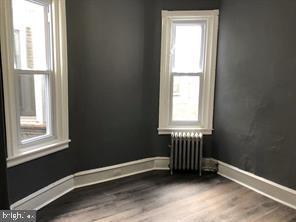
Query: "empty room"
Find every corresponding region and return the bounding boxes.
[0,0,296,221]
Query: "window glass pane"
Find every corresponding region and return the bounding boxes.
[12,0,50,70]
[17,74,51,142]
[171,22,204,73]
[172,75,200,121]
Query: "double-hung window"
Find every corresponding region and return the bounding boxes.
[0,0,69,167]
[158,10,219,134]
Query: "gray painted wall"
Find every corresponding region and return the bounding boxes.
[213,0,296,189]
[66,0,219,171]
[7,150,76,203]
[67,0,150,171]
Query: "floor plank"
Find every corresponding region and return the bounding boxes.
[37,171,296,222]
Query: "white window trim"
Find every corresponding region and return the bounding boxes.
[158,10,219,135]
[0,0,70,167]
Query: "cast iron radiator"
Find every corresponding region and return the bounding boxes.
[169,132,203,175]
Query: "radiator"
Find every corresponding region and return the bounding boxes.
[169,132,203,176]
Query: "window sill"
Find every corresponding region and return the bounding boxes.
[158,128,213,135]
[6,139,71,168]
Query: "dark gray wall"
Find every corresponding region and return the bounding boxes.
[67,0,150,171]
[67,0,220,171]
[214,0,296,189]
[7,150,76,203]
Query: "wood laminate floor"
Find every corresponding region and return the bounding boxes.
[37,171,296,222]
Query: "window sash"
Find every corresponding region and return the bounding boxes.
[170,20,206,74]
[169,72,203,125]
[12,0,53,72]
[15,71,55,148]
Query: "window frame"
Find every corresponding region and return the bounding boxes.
[13,0,54,148]
[158,10,219,135]
[0,0,70,167]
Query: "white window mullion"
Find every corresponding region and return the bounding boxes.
[170,72,203,76]
[14,69,50,75]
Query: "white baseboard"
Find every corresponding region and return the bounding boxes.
[153,157,170,170]
[11,175,75,210]
[217,160,296,210]
[74,157,169,188]
[10,157,170,210]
